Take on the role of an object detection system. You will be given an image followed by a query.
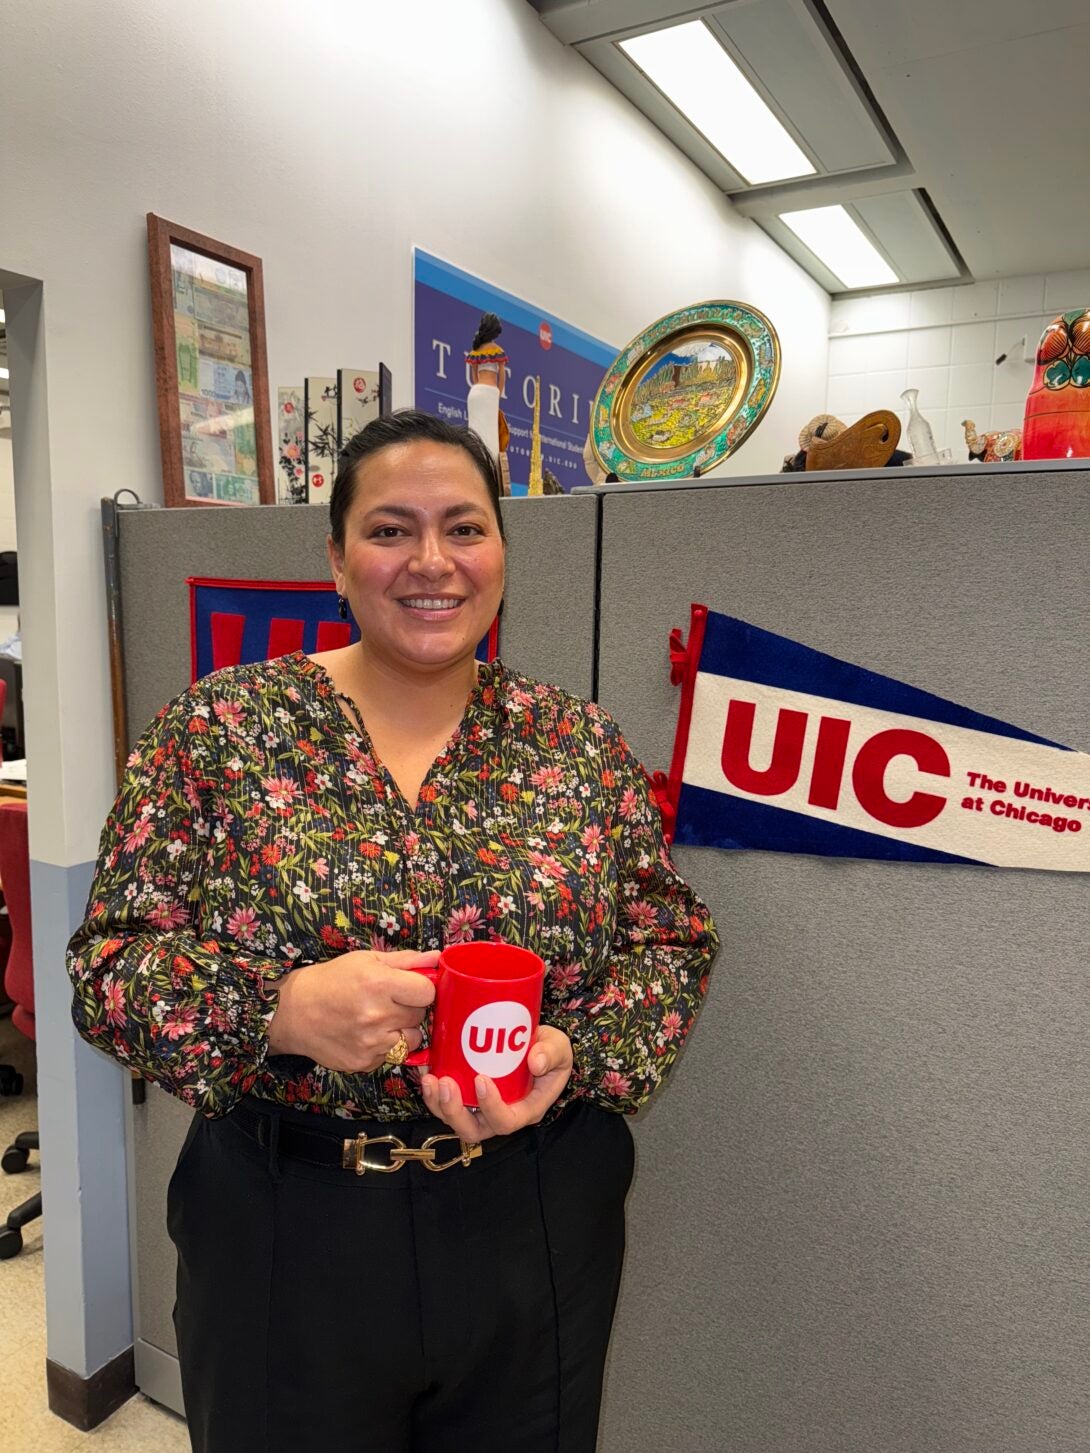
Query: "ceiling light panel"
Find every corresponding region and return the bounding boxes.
[619,21,816,186]
[779,206,898,289]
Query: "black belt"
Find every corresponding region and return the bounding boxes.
[232,1099,522,1176]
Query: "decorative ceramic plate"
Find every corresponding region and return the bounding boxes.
[590,300,781,481]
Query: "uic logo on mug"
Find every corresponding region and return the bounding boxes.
[461,1001,533,1078]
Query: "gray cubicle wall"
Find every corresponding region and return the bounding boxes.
[115,493,599,1415]
[595,466,1090,1453]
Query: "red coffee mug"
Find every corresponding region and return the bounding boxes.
[405,942,546,1107]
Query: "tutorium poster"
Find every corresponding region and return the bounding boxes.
[413,249,616,492]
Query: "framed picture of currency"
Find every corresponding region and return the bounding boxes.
[147,214,274,507]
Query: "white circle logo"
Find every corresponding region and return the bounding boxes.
[461,1001,533,1078]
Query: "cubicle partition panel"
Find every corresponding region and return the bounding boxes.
[595,467,1090,1453]
[113,470,1090,1449]
[114,494,599,1414]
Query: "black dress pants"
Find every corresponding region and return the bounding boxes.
[167,1097,634,1453]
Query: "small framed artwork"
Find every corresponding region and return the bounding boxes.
[590,300,781,481]
[337,366,392,449]
[304,376,338,506]
[277,387,306,504]
[147,214,274,507]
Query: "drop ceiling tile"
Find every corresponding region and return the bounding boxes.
[851,192,960,286]
[708,0,895,175]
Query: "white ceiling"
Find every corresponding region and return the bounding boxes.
[824,0,1090,279]
[529,0,1090,290]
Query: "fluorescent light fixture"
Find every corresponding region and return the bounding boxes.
[0,368,8,381]
[779,205,898,289]
[0,309,5,324]
[620,21,815,186]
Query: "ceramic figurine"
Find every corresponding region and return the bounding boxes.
[465,312,511,493]
[962,418,1023,464]
[1022,309,1090,460]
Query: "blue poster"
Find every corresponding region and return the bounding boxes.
[413,249,616,493]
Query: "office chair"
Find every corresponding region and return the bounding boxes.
[0,802,40,1258]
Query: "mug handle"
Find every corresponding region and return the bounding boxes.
[403,965,441,1068]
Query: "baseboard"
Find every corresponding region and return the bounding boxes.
[46,1344,136,1430]
[134,1336,185,1418]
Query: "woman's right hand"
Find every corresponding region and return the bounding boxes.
[266,949,439,1073]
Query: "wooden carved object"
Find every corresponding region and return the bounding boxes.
[806,410,901,471]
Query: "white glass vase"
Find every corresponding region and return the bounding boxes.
[901,387,939,465]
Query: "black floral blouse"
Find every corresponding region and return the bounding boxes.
[67,654,718,1120]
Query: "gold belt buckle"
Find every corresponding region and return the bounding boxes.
[341,1132,482,1176]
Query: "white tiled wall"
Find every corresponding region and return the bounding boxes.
[826,270,1090,459]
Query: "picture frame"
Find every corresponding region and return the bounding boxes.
[147,214,274,507]
[590,300,781,481]
[337,365,393,449]
[304,376,338,507]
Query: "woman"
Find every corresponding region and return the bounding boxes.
[68,409,718,1453]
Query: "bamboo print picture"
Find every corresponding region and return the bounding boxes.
[278,387,306,504]
[337,369,383,449]
[305,377,338,507]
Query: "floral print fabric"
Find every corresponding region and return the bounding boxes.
[67,654,718,1120]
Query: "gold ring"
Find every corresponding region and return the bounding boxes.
[384,1031,410,1067]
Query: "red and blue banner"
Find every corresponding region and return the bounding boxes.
[413,249,615,493]
[664,606,1090,873]
[189,577,499,683]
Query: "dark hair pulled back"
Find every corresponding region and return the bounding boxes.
[329,409,506,547]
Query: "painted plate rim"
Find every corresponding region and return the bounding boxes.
[590,299,781,481]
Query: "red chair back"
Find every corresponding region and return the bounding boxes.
[0,802,33,1039]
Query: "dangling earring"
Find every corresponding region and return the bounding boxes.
[337,595,348,620]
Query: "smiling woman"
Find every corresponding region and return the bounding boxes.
[66,409,718,1452]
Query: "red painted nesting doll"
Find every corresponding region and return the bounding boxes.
[1022,309,1090,459]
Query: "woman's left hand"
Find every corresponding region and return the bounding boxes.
[418,1025,574,1141]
